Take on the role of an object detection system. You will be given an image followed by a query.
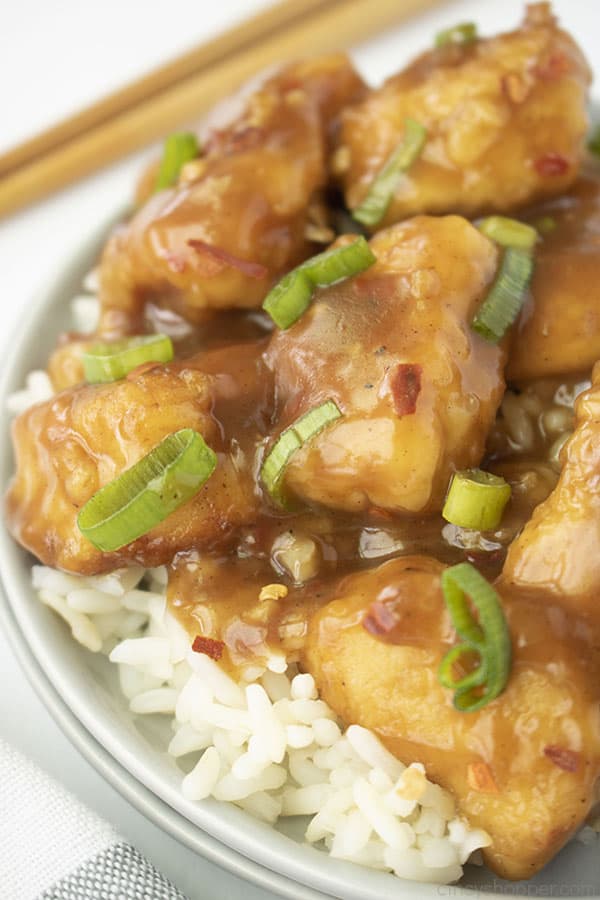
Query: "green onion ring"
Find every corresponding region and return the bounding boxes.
[442,468,511,531]
[78,429,217,551]
[435,22,478,48]
[262,237,376,330]
[261,400,342,505]
[478,216,538,250]
[438,644,487,693]
[155,132,200,192]
[439,563,512,713]
[83,335,174,384]
[352,118,427,228]
[471,247,534,343]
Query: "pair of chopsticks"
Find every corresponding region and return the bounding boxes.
[0,0,442,220]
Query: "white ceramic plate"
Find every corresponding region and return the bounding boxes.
[2,201,599,900]
[2,3,600,896]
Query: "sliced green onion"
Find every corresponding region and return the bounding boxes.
[83,335,174,384]
[588,125,600,158]
[442,469,511,531]
[438,644,487,693]
[155,132,199,191]
[263,271,313,331]
[471,247,534,343]
[534,215,557,236]
[78,429,217,551]
[261,400,342,504]
[262,237,376,329]
[352,118,427,228]
[435,22,478,48]
[478,216,538,250]
[439,562,512,713]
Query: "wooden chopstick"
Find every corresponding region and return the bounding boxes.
[0,0,330,178]
[0,0,443,220]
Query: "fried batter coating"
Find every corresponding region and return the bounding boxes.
[265,216,504,514]
[502,362,600,614]
[338,3,590,226]
[98,55,365,335]
[47,337,90,391]
[508,172,600,380]
[5,362,257,574]
[305,556,600,880]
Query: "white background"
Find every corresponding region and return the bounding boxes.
[0,1,595,897]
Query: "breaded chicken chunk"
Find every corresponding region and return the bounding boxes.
[98,55,365,336]
[305,556,600,880]
[264,216,505,515]
[508,172,600,380]
[47,337,90,391]
[338,3,590,226]
[6,361,257,574]
[502,361,600,615]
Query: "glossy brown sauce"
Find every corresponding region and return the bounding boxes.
[165,360,584,670]
[39,175,600,674]
[145,216,589,664]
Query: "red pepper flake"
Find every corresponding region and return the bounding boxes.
[204,125,264,156]
[535,52,571,81]
[535,153,569,177]
[467,761,499,793]
[164,252,186,274]
[188,239,268,280]
[192,635,225,660]
[203,128,226,155]
[228,125,264,153]
[363,600,398,637]
[391,363,422,416]
[544,745,580,772]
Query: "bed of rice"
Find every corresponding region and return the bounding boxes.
[6,279,496,885]
[29,561,492,884]
[9,278,597,886]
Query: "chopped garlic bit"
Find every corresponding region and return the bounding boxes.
[179,159,207,185]
[271,532,321,584]
[259,583,289,602]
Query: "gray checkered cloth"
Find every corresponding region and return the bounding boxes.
[0,740,189,900]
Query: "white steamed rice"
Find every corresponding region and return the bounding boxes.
[31,562,490,884]
[6,273,500,884]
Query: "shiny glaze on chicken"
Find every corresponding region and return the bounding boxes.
[338,3,590,225]
[304,556,600,880]
[98,55,365,336]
